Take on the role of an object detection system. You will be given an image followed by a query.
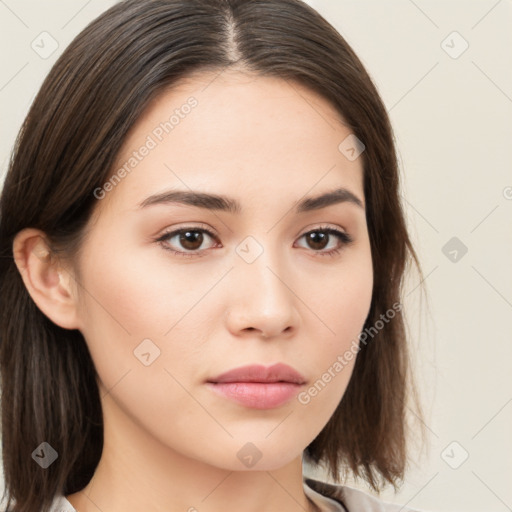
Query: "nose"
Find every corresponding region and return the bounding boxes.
[224,253,300,340]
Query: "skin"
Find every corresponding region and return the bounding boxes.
[13,69,373,512]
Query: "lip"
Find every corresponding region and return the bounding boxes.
[206,363,307,409]
[207,363,306,385]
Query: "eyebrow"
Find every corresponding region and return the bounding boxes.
[138,187,364,213]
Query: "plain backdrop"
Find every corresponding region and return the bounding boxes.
[1,1,511,511]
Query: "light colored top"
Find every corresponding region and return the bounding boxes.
[47,477,421,512]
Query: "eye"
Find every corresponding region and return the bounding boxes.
[155,224,354,258]
[295,226,354,257]
[155,225,218,258]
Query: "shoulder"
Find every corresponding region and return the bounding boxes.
[47,495,77,512]
[304,477,423,512]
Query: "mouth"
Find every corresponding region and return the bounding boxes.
[206,363,307,409]
[207,362,307,385]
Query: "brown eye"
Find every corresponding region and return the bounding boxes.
[297,227,353,256]
[305,231,329,251]
[156,227,218,257]
[176,230,205,251]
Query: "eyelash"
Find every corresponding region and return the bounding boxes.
[155,224,354,259]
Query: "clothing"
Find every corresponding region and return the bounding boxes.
[48,477,421,512]
[304,477,421,511]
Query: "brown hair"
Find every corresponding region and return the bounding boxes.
[0,0,425,510]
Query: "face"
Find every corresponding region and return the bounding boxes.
[71,70,373,471]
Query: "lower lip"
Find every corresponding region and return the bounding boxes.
[206,382,302,409]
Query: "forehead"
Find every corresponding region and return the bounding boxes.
[96,70,365,216]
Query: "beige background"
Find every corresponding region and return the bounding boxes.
[1,1,511,511]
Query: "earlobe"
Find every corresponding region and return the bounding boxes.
[12,228,82,330]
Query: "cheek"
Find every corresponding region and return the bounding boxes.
[75,237,219,394]
[78,240,195,334]
[321,248,373,349]
[74,245,209,440]
[298,250,373,410]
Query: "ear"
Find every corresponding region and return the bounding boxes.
[12,228,83,330]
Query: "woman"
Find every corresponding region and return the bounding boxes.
[0,0,425,511]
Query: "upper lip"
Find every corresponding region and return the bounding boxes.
[207,363,306,385]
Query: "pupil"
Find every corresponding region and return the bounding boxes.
[181,231,202,250]
[308,232,327,250]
